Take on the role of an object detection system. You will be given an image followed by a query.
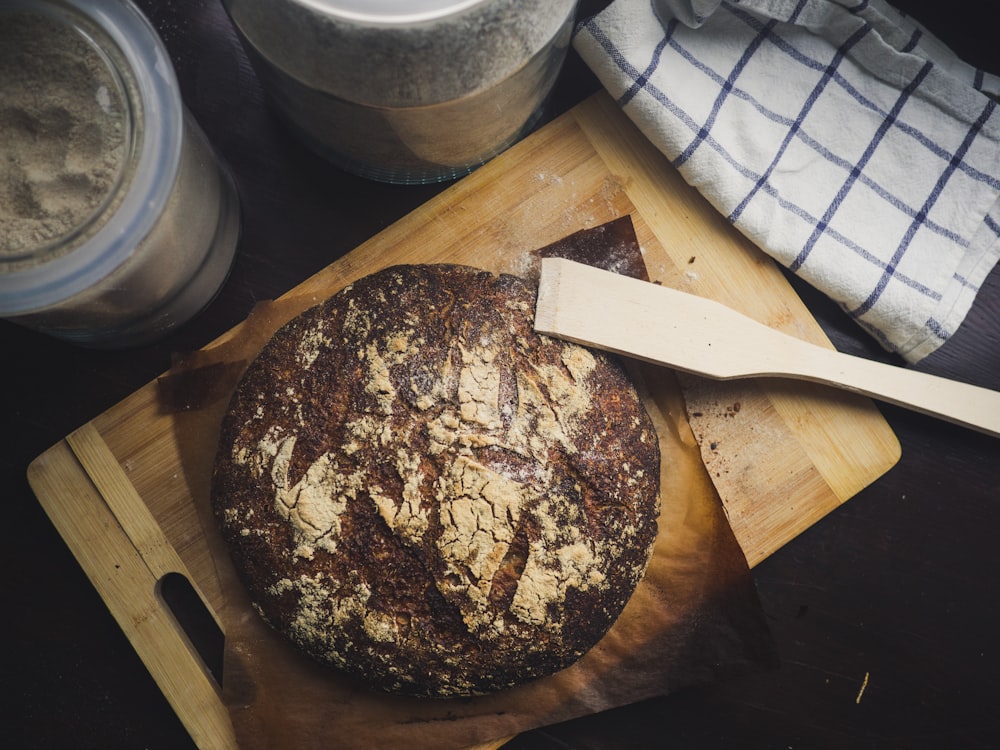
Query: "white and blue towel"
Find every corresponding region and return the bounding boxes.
[574,0,1000,363]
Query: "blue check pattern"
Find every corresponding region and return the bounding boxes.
[574,0,1000,362]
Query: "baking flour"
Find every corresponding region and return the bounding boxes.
[0,11,127,258]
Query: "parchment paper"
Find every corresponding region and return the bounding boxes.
[160,217,777,749]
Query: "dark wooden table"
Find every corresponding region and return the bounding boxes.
[5,2,997,748]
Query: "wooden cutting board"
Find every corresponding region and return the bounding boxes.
[28,91,900,750]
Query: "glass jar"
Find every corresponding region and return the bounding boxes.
[0,0,241,348]
[222,0,579,184]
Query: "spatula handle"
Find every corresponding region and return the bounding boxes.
[779,339,1000,438]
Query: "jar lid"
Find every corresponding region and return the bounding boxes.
[299,0,484,24]
[0,0,183,315]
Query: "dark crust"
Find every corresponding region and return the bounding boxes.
[211,264,661,697]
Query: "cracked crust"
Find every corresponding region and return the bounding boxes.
[211,264,661,697]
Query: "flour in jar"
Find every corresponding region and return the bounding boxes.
[0,11,128,258]
[224,0,578,182]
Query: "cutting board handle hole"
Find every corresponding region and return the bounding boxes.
[158,572,225,688]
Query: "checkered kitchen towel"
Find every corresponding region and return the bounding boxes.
[574,0,1000,363]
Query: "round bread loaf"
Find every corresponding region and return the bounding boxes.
[211,264,661,697]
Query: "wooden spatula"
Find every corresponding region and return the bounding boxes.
[534,258,1000,438]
